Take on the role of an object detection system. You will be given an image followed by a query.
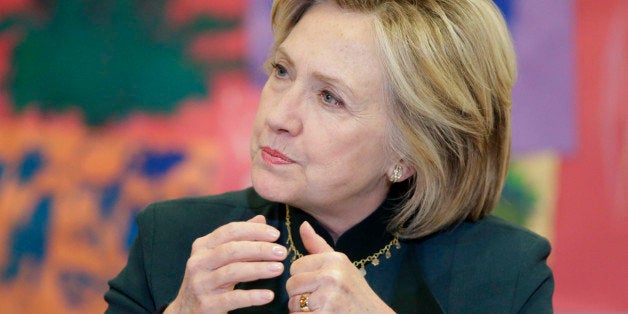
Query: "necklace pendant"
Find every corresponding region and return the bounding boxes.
[284,205,399,279]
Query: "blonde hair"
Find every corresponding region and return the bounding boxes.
[270,0,516,239]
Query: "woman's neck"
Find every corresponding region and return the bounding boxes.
[300,196,387,243]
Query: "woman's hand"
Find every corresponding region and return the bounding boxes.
[286,222,395,313]
[165,215,287,314]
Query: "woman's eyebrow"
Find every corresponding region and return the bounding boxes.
[274,47,295,68]
[311,71,357,100]
[275,46,358,101]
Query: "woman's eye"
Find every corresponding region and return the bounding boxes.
[271,63,288,78]
[320,90,344,107]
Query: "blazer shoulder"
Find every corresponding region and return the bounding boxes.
[418,215,553,313]
[442,215,552,267]
[135,187,274,238]
[456,215,549,247]
[421,215,551,270]
[147,187,268,211]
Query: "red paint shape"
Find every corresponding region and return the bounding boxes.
[165,0,245,26]
[553,0,628,311]
[189,29,246,62]
[0,0,32,20]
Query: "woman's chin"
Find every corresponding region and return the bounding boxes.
[251,170,295,203]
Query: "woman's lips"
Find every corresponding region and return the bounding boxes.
[261,146,294,165]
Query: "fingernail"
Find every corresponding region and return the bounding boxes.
[302,221,312,231]
[272,246,287,257]
[268,262,283,272]
[260,290,274,301]
[268,228,280,238]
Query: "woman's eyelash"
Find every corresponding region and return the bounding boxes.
[270,62,288,77]
[320,90,344,107]
[268,62,344,108]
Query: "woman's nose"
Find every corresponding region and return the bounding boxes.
[264,87,304,136]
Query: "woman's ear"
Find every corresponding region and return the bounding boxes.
[399,161,416,182]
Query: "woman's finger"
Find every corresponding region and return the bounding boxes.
[248,215,266,224]
[191,219,280,252]
[300,221,334,254]
[188,240,287,272]
[289,250,351,276]
[193,261,285,292]
[175,288,275,313]
[288,290,320,313]
[285,271,321,297]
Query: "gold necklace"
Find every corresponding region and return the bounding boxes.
[284,204,401,276]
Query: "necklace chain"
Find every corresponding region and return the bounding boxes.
[284,204,401,276]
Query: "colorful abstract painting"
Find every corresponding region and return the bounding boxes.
[0,1,260,312]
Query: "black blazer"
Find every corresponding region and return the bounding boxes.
[105,188,553,313]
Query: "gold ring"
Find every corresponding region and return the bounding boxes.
[299,293,311,312]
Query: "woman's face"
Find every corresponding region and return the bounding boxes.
[250,1,395,218]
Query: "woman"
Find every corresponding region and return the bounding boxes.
[105,0,554,313]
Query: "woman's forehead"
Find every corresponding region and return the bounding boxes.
[277,2,387,102]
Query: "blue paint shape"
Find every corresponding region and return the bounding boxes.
[125,209,140,252]
[18,150,44,184]
[100,181,121,218]
[58,271,99,307]
[493,0,513,24]
[1,195,51,282]
[139,150,184,178]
